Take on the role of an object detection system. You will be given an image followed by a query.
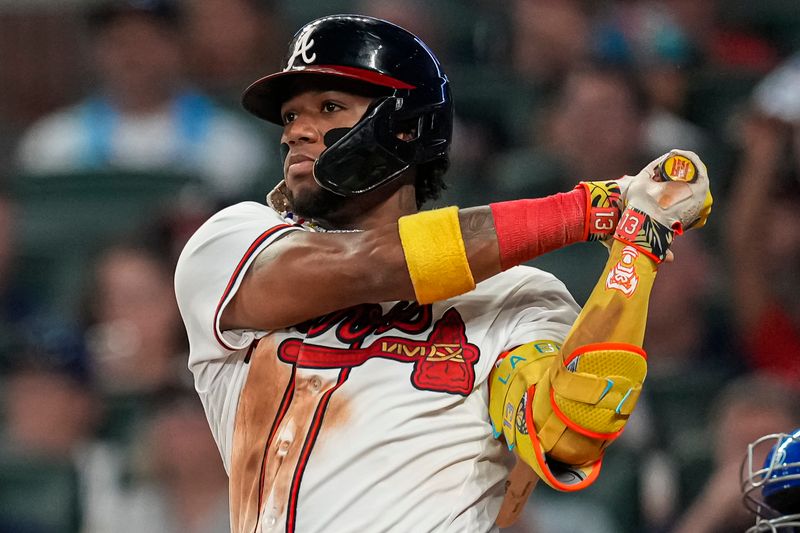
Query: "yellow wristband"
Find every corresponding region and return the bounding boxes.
[398,206,475,304]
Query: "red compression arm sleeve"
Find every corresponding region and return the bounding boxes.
[490,188,587,270]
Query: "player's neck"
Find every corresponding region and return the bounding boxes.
[321,181,418,231]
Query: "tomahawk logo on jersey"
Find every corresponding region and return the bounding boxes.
[278,305,480,395]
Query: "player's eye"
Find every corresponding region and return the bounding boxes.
[282,111,297,125]
[322,101,343,113]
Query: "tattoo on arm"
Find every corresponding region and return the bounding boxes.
[460,206,497,239]
[460,206,502,279]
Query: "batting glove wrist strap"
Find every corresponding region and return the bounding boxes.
[576,179,628,242]
[612,207,675,263]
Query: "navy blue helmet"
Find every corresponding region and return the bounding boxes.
[242,14,453,196]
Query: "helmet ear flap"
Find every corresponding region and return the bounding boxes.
[314,97,412,196]
[313,95,451,196]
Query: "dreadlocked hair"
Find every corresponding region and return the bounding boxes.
[415,158,449,209]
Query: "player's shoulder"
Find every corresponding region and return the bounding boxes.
[202,201,292,232]
[178,201,293,263]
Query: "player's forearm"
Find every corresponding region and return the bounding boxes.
[458,188,593,280]
[224,226,414,330]
[458,206,502,282]
[488,239,658,491]
[402,187,614,304]
[224,190,596,331]
[561,239,658,354]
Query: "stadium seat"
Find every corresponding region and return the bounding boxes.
[0,455,81,533]
[11,170,204,319]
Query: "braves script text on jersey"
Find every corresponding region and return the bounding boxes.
[174,201,580,533]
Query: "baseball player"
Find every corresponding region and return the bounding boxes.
[174,14,712,533]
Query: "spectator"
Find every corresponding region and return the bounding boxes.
[662,0,779,74]
[546,65,648,184]
[86,387,230,533]
[509,0,592,92]
[727,52,800,387]
[1,347,97,461]
[644,232,732,378]
[84,244,187,396]
[591,1,711,159]
[0,341,105,533]
[183,0,285,106]
[15,0,269,201]
[487,65,652,303]
[671,374,800,533]
[492,65,649,201]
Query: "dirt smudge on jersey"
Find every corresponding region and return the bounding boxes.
[229,337,293,533]
[320,390,350,431]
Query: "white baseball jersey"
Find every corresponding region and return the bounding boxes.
[175,201,580,533]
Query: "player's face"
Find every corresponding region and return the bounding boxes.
[279,89,374,220]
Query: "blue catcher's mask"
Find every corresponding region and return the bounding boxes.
[742,429,800,532]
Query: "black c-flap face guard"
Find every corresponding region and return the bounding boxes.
[313,96,415,196]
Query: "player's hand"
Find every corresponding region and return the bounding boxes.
[613,150,712,262]
[626,149,712,231]
[577,174,634,242]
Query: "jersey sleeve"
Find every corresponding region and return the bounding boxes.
[495,267,581,352]
[175,201,301,367]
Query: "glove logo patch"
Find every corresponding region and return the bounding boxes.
[659,154,697,183]
[605,245,640,297]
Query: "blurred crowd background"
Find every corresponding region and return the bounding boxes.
[0,0,799,532]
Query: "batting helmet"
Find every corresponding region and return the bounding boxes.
[241,14,453,196]
[742,429,800,532]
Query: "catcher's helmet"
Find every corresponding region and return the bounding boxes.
[241,14,452,196]
[742,429,800,532]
